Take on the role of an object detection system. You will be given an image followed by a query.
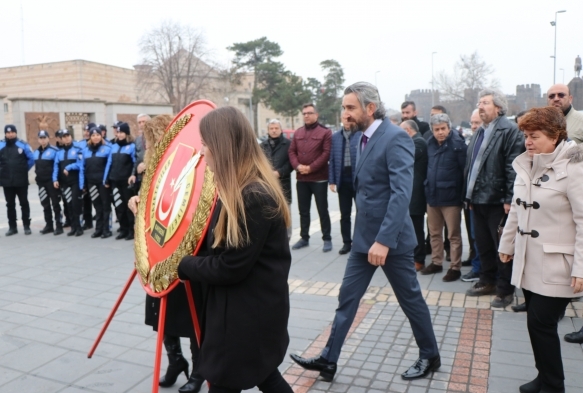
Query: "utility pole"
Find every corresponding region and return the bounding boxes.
[552,10,566,84]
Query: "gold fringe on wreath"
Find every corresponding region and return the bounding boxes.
[134,113,216,292]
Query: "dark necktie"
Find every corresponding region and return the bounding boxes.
[361,135,369,152]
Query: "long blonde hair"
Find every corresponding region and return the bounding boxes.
[200,106,291,249]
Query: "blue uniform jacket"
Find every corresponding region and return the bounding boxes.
[53,145,85,189]
[71,144,112,185]
[329,129,362,190]
[105,142,136,182]
[0,139,35,170]
[33,145,59,183]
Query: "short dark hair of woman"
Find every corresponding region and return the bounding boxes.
[517,106,568,146]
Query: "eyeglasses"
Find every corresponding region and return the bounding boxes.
[302,112,315,116]
[476,100,492,107]
[548,93,567,99]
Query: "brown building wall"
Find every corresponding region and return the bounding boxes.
[24,112,61,150]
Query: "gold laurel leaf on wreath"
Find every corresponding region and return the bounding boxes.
[149,167,215,292]
[134,113,192,287]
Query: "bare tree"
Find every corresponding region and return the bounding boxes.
[436,51,500,107]
[136,21,215,113]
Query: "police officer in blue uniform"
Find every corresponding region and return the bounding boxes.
[79,127,113,238]
[33,130,63,235]
[97,124,112,146]
[78,123,95,230]
[105,122,136,240]
[55,129,71,228]
[53,129,84,237]
[0,124,35,236]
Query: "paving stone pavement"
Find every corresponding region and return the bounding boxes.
[0,180,582,392]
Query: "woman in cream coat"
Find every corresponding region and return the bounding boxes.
[499,107,583,393]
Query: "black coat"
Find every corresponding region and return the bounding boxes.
[425,130,466,206]
[409,132,428,215]
[463,116,525,205]
[178,186,291,390]
[261,136,293,203]
[411,116,431,140]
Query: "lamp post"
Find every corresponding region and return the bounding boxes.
[551,10,566,84]
[375,70,380,86]
[431,52,437,106]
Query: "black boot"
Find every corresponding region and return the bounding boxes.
[179,338,204,393]
[159,335,189,387]
[40,225,54,234]
[54,223,64,236]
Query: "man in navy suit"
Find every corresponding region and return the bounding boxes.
[291,82,440,382]
[329,125,362,255]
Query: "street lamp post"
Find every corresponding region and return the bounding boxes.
[551,10,566,84]
[431,52,437,106]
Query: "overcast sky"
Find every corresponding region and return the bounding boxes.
[1,0,581,111]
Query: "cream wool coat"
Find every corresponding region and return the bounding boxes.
[566,108,583,144]
[499,140,583,298]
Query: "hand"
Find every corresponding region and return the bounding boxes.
[128,175,136,185]
[273,170,280,178]
[499,253,514,263]
[137,162,146,174]
[504,203,511,214]
[297,165,307,174]
[368,242,389,266]
[128,196,140,214]
[63,169,69,176]
[572,277,583,294]
[304,165,311,174]
[330,184,337,193]
[53,181,59,189]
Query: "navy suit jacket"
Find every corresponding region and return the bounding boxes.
[352,119,417,255]
[328,129,362,190]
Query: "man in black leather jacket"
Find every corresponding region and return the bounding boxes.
[463,88,525,308]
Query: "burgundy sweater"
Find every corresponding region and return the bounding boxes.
[288,123,332,182]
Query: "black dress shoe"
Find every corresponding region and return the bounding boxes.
[91,231,103,238]
[519,376,541,393]
[101,231,112,239]
[54,227,64,236]
[75,229,84,237]
[511,302,527,312]
[290,354,337,382]
[5,228,17,236]
[125,232,134,241]
[116,232,128,240]
[564,327,583,344]
[338,244,351,255]
[24,227,32,235]
[401,355,441,380]
[67,229,76,236]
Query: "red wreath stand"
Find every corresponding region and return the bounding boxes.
[87,100,217,393]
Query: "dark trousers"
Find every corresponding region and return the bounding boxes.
[209,369,292,393]
[321,250,439,362]
[473,204,513,295]
[338,180,355,245]
[523,289,570,392]
[82,191,93,227]
[88,183,111,233]
[61,183,82,230]
[111,180,134,234]
[38,182,61,227]
[410,214,426,262]
[3,186,30,229]
[296,181,331,241]
[463,207,476,261]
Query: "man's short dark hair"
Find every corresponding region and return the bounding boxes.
[401,101,416,110]
[302,103,318,112]
[515,110,528,122]
[431,105,447,114]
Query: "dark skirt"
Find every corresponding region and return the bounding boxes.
[144,281,205,338]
